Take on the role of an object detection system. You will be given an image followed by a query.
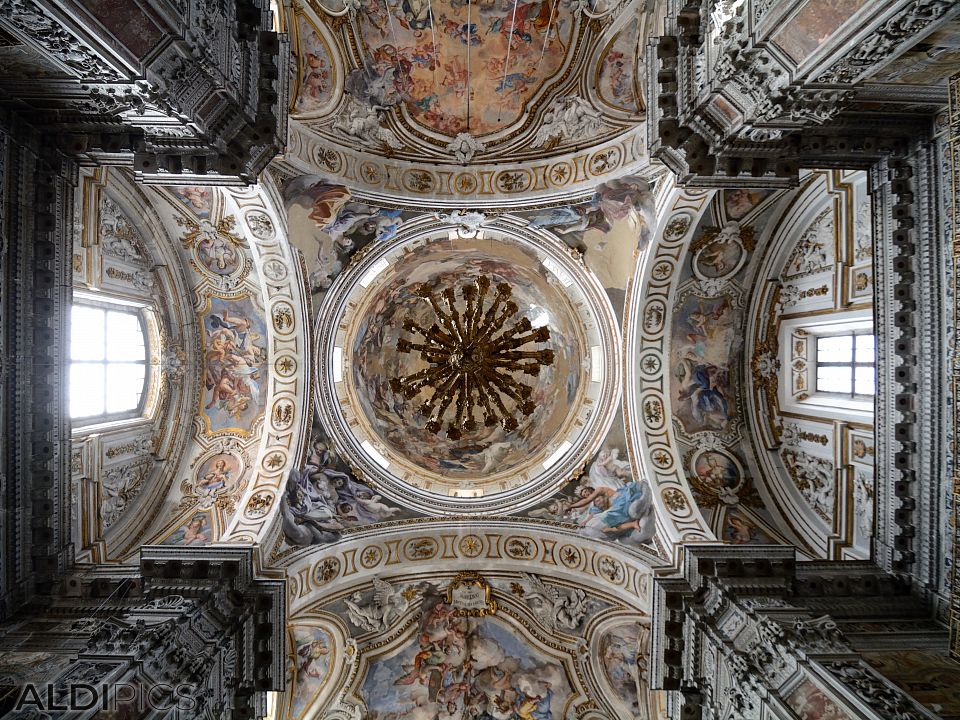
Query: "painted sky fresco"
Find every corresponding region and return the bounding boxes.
[526,416,657,551]
[349,243,580,478]
[288,625,335,719]
[200,295,268,434]
[598,18,641,113]
[361,589,571,720]
[162,511,213,546]
[786,678,854,720]
[170,186,213,219]
[770,0,867,64]
[354,0,576,136]
[670,293,738,434]
[294,13,336,114]
[525,174,655,317]
[598,622,648,718]
[285,178,404,300]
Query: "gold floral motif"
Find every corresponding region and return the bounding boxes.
[264,452,285,469]
[361,546,383,569]
[245,492,273,518]
[661,488,687,512]
[312,557,340,585]
[459,535,482,557]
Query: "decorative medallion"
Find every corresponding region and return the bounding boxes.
[391,276,554,438]
[445,572,497,617]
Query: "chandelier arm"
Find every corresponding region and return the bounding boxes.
[429,375,461,431]
[393,364,451,396]
[399,340,453,357]
[462,288,477,339]
[406,319,457,346]
[490,330,547,351]
[494,349,555,361]
[425,290,461,342]
[474,303,517,344]
[442,288,468,342]
[421,368,461,412]
[472,376,500,426]
[471,277,489,334]
[451,373,471,434]
[480,366,529,404]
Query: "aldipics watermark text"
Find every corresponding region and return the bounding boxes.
[12,682,201,713]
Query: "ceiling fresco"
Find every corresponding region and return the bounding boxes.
[69,172,311,560]
[68,163,881,719]
[281,0,652,204]
[352,0,576,137]
[281,568,656,720]
[744,170,876,560]
[346,239,584,480]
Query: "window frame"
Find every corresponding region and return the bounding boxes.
[814,330,876,399]
[69,293,152,430]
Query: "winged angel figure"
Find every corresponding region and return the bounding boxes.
[521,573,589,632]
[343,577,409,633]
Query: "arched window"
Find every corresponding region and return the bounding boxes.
[69,299,149,425]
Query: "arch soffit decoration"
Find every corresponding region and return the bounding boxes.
[94,178,311,558]
[71,168,199,562]
[277,522,661,719]
[743,170,875,560]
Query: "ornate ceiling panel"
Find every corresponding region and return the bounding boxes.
[282,0,652,203]
[281,565,658,720]
[71,176,311,559]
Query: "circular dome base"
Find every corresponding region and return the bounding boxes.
[314,215,621,515]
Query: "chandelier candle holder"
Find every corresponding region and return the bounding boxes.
[390,275,555,439]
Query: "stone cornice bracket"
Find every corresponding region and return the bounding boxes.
[651,546,932,720]
[645,0,953,188]
[69,547,286,719]
[0,0,289,185]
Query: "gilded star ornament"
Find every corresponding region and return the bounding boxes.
[390,275,554,439]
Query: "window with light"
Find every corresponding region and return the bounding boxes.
[69,303,148,423]
[815,332,875,397]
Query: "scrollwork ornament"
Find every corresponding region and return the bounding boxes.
[815,0,956,84]
[822,660,929,720]
[0,0,122,80]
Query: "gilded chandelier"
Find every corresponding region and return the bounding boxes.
[390,275,554,439]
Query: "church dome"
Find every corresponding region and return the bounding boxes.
[313,214,621,514]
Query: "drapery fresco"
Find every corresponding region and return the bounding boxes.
[670,294,737,434]
[598,622,650,719]
[353,0,575,136]
[361,590,571,720]
[279,423,413,547]
[526,416,656,550]
[286,178,404,297]
[199,295,268,434]
[294,13,336,114]
[597,18,642,113]
[162,511,214,546]
[288,625,336,719]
